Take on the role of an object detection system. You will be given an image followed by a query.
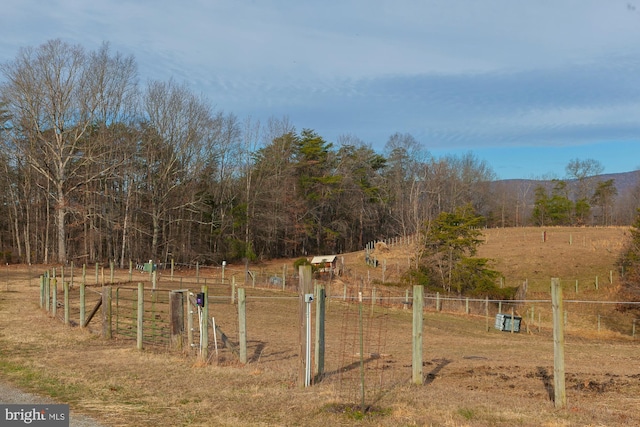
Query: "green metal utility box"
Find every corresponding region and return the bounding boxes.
[494,313,521,332]
[143,262,156,273]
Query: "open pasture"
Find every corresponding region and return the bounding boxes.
[0,227,639,426]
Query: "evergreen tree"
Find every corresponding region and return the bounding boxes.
[617,209,640,311]
[416,204,505,296]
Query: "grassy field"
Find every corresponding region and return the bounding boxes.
[1,227,639,426]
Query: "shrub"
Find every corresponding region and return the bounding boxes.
[293,257,311,271]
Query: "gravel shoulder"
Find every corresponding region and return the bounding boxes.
[0,380,107,427]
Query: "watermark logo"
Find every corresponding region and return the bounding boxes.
[1,404,69,426]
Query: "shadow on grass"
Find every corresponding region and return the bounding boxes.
[248,341,266,363]
[536,367,554,401]
[424,358,452,385]
[316,353,381,383]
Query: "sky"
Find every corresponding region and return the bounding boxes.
[2,0,640,179]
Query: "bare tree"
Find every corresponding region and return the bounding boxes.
[1,39,137,263]
[565,158,604,200]
[383,132,426,237]
[140,79,214,260]
[240,116,261,258]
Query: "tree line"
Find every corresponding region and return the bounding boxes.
[0,40,638,266]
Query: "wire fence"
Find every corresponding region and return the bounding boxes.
[5,261,638,409]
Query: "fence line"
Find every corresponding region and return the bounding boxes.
[29,267,640,409]
[38,267,640,358]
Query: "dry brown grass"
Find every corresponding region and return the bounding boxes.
[1,227,640,426]
[478,226,629,293]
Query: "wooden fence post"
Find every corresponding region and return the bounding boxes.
[52,279,58,318]
[510,307,515,334]
[412,285,424,385]
[370,287,376,317]
[231,277,236,304]
[551,278,566,408]
[80,282,86,328]
[530,305,534,325]
[238,288,247,364]
[199,285,209,362]
[39,275,44,309]
[45,274,50,312]
[315,284,325,382]
[64,282,70,325]
[102,286,113,339]
[187,290,193,352]
[137,283,144,350]
[485,296,489,332]
[358,291,365,411]
[382,259,386,283]
[298,265,312,388]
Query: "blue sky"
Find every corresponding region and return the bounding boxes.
[3,1,640,179]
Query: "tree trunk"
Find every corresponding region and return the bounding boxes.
[119,182,131,268]
[152,210,160,260]
[57,182,67,264]
[44,183,50,264]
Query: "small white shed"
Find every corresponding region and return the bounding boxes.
[310,255,337,273]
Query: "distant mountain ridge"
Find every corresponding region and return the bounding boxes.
[598,170,640,195]
[497,170,640,196]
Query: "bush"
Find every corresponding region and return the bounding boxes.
[293,257,311,271]
[401,259,516,299]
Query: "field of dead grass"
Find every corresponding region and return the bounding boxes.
[1,227,639,426]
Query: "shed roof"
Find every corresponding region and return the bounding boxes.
[310,255,337,264]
